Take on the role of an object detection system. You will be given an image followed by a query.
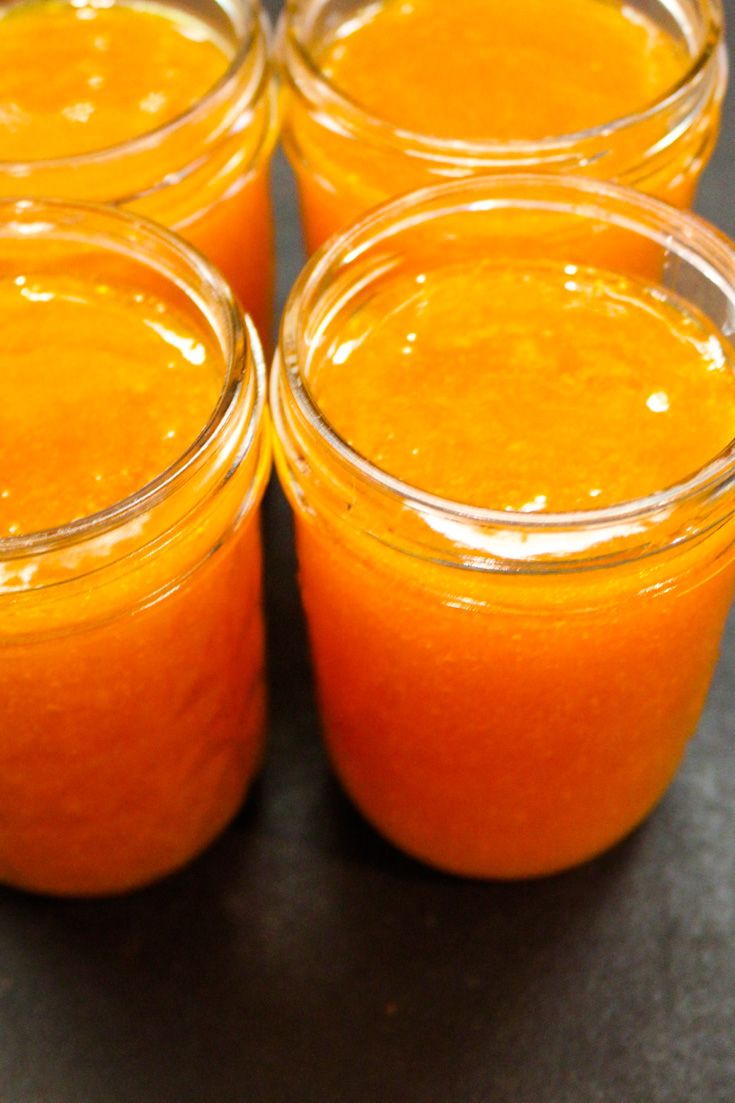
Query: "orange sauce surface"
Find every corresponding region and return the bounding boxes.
[313,262,735,510]
[288,261,735,877]
[318,0,686,142]
[0,266,266,895]
[0,0,275,333]
[0,274,220,536]
[0,0,229,159]
[284,0,715,249]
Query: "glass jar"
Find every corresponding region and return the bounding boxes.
[279,0,727,252]
[0,199,270,895]
[0,0,279,337]
[272,175,735,878]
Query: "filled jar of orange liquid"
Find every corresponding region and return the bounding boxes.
[280,0,727,251]
[272,175,735,878]
[0,0,278,336]
[0,199,270,895]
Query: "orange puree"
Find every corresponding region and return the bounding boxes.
[278,259,735,877]
[282,0,725,249]
[313,263,735,510]
[0,1,229,159]
[317,0,686,142]
[0,275,220,536]
[0,233,268,896]
[0,0,277,334]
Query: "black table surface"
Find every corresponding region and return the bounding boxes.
[2,5,735,1101]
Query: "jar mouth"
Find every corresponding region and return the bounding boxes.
[0,0,271,173]
[283,0,725,162]
[0,197,267,559]
[277,174,735,541]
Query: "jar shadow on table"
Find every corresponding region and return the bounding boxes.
[0,805,650,1103]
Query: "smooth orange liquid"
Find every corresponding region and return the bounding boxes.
[314,262,735,509]
[285,0,715,250]
[319,0,686,141]
[0,1,228,158]
[289,261,735,876]
[0,0,275,333]
[0,275,221,536]
[0,269,266,895]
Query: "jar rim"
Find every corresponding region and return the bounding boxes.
[276,173,735,542]
[0,197,267,559]
[282,0,725,163]
[0,0,271,173]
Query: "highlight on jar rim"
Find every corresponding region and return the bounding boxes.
[0,197,270,896]
[271,173,735,879]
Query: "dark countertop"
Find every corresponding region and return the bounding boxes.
[2,4,734,1100]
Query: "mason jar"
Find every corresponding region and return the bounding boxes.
[272,175,735,878]
[280,0,726,251]
[0,199,270,895]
